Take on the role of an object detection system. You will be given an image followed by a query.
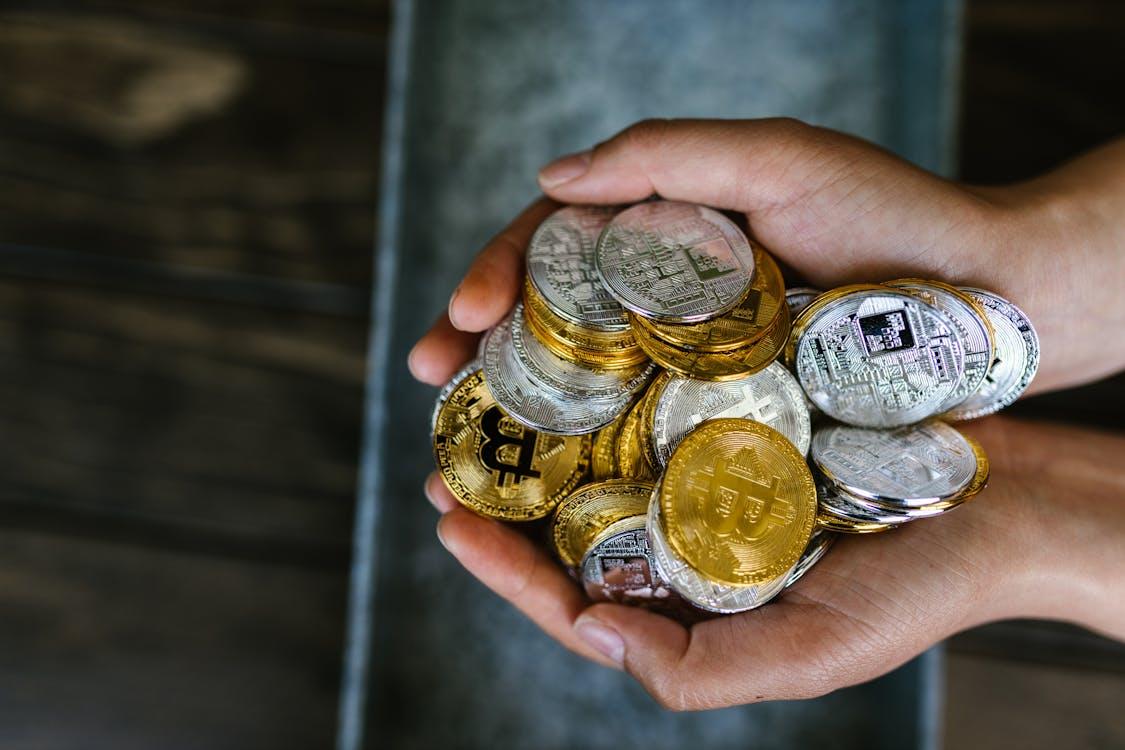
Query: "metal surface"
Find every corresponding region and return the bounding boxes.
[348,1,962,747]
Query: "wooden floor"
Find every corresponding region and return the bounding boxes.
[0,1,1122,748]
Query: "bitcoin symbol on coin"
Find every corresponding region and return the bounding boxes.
[478,406,541,488]
[700,448,791,539]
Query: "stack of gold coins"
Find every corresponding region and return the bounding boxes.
[627,246,791,381]
[522,206,646,370]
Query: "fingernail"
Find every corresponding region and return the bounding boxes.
[407,342,423,379]
[575,617,624,667]
[448,286,464,330]
[538,150,591,188]
[423,476,440,510]
[436,518,451,552]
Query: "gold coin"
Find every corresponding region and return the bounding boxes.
[816,513,894,534]
[433,369,591,521]
[638,371,671,470]
[524,287,648,370]
[631,302,791,381]
[660,418,816,585]
[615,396,656,481]
[523,278,642,355]
[551,479,654,567]
[634,247,785,352]
[591,408,629,480]
[783,283,887,366]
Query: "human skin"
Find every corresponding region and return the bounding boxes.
[408,119,1125,709]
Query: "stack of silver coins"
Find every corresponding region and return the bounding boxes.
[431,200,1040,616]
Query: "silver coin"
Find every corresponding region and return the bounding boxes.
[816,483,913,525]
[429,358,481,437]
[793,287,966,427]
[945,288,1040,420]
[831,484,962,520]
[651,362,811,468]
[811,421,979,507]
[886,280,993,413]
[482,314,630,435]
[509,302,653,401]
[579,515,677,605]
[526,205,628,331]
[595,201,756,323]
[784,529,836,588]
[645,485,790,614]
[785,286,823,319]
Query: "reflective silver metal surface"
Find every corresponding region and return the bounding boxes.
[595,201,755,323]
[946,287,1040,420]
[526,205,628,331]
[785,286,822,319]
[784,529,836,588]
[794,288,966,427]
[579,516,677,605]
[811,421,978,507]
[651,361,811,467]
[482,314,629,435]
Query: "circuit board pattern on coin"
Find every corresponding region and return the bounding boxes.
[551,479,653,567]
[580,516,676,605]
[811,421,979,506]
[527,205,628,330]
[793,288,967,427]
[595,201,755,322]
[945,287,1039,420]
[652,362,811,467]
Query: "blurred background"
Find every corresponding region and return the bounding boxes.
[0,1,1123,748]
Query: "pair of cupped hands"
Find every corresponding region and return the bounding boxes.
[408,119,1125,710]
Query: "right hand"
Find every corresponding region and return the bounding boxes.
[409,118,1125,394]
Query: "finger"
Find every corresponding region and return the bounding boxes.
[436,508,618,668]
[423,471,459,513]
[576,585,926,711]
[408,312,480,386]
[448,198,558,333]
[538,118,872,212]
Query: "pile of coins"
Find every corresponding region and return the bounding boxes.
[430,200,1039,616]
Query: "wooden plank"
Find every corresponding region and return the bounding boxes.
[0,276,365,554]
[0,9,384,285]
[944,652,1125,749]
[0,527,345,750]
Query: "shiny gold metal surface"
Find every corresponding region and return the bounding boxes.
[523,278,646,368]
[634,247,785,352]
[660,418,817,585]
[591,408,628,480]
[551,479,654,567]
[615,395,656,481]
[631,302,791,381]
[432,369,591,521]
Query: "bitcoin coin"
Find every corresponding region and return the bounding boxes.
[433,369,591,521]
[886,279,994,413]
[651,362,811,467]
[633,246,784,351]
[660,418,817,586]
[791,286,967,428]
[523,278,646,368]
[637,371,671,470]
[785,286,823,319]
[526,205,628,331]
[430,357,481,437]
[510,303,653,401]
[784,530,835,588]
[816,482,912,527]
[647,490,792,613]
[483,313,632,435]
[580,516,678,606]
[630,301,790,381]
[811,421,983,507]
[551,479,653,567]
[945,288,1039,420]
[591,408,628,480]
[615,395,656,481]
[596,201,756,323]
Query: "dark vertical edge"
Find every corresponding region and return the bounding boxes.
[919,646,945,750]
[337,1,415,748]
[890,0,965,176]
